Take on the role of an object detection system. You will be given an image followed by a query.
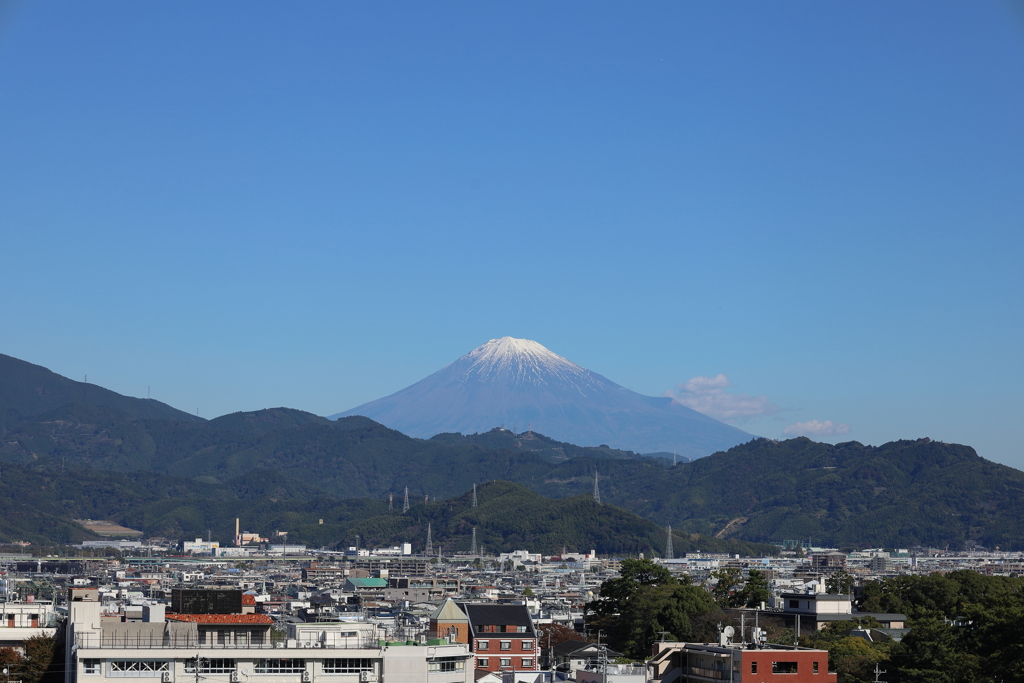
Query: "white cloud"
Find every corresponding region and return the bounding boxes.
[666,374,780,423]
[783,420,850,437]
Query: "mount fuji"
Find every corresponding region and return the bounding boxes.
[330,337,752,458]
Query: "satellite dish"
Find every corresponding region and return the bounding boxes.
[723,626,735,637]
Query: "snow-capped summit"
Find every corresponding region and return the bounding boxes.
[454,337,601,391]
[330,338,751,458]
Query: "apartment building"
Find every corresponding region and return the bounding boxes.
[65,589,473,683]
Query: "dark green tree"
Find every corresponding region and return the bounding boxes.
[738,569,772,608]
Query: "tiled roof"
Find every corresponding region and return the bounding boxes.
[459,603,534,631]
[242,595,257,605]
[166,614,273,624]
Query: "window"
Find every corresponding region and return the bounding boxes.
[428,658,464,673]
[217,630,228,645]
[255,659,307,674]
[477,640,489,650]
[522,641,533,651]
[499,659,511,668]
[751,662,758,674]
[789,600,799,608]
[772,662,799,674]
[516,626,527,633]
[186,660,236,674]
[477,658,489,668]
[81,660,101,675]
[813,662,819,674]
[250,631,265,645]
[108,661,170,678]
[500,641,511,650]
[521,659,533,668]
[323,659,374,674]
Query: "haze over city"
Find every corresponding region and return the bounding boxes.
[2,2,1022,467]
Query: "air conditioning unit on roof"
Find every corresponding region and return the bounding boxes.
[161,673,171,683]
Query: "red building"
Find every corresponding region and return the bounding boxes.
[649,642,837,683]
[428,599,538,674]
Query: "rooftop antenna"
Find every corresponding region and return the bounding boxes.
[666,525,674,560]
[472,483,478,508]
[403,486,409,513]
[389,493,393,511]
[426,523,433,555]
[593,470,601,504]
[470,527,478,556]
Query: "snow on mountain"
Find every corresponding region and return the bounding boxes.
[330,337,752,458]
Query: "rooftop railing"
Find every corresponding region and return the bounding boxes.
[74,634,382,651]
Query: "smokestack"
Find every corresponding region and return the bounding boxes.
[235,518,240,546]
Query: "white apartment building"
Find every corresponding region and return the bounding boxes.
[0,599,59,650]
[65,592,473,683]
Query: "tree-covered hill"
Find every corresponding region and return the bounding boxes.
[642,437,1024,550]
[3,353,1024,550]
[0,354,202,422]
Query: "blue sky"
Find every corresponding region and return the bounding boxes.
[2,2,1022,467]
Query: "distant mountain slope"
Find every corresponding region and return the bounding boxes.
[0,353,202,422]
[340,480,774,557]
[640,437,1024,550]
[332,337,751,458]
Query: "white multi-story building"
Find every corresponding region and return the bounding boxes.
[65,591,473,683]
[0,599,59,650]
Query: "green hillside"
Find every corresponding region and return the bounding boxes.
[0,354,202,422]
[3,353,1024,550]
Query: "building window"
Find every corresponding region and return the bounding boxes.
[772,661,799,674]
[521,659,533,668]
[81,660,101,675]
[477,640,489,650]
[186,660,236,674]
[499,659,511,668]
[500,641,511,650]
[477,658,489,668]
[751,662,757,674]
[428,658,464,673]
[813,662,819,674]
[522,641,533,651]
[108,661,170,677]
[789,600,799,608]
[255,659,307,674]
[323,659,374,674]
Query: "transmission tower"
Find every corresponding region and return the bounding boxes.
[666,525,674,560]
[402,486,409,513]
[593,470,601,505]
[472,483,478,508]
[470,527,478,555]
[426,523,433,555]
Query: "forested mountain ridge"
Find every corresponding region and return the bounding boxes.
[0,354,202,422]
[3,353,1024,550]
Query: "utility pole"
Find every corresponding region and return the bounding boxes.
[873,664,887,683]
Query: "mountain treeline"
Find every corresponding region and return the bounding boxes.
[3,353,1024,550]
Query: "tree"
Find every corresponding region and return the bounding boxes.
[522,586,534,597]
[590,559,719,659]
[738,569,771,608]
[709,568,743,608]
[14,636,55,683]
[826,569,855,595]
